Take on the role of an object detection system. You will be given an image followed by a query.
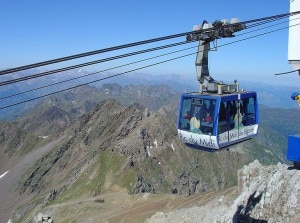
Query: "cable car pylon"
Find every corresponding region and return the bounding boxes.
[286,0,300,169]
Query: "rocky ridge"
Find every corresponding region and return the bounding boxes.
[146,160,300,223]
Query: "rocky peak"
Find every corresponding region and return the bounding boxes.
[72,99,144,147]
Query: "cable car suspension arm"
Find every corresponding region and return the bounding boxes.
[187,19,246,93]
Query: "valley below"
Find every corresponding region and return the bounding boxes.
[38,187,237,223]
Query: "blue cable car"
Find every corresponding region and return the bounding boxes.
[177,19,259,151]
[177,91,259,151]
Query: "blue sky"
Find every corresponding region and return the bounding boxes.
[0,0,299,87]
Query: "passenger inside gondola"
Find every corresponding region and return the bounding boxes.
[204,112,212,123]
[200,100,215,134]
[201,111,213,134]
[190,108,201,133]
[179,97,217,135]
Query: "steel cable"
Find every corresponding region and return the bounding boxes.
[0,11,299,76]
[1,22,299,109]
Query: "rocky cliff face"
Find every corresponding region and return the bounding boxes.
[230,161,300,222]
[146,160,300,223]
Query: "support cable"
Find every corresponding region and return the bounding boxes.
[1,18,296,100]
[0,44,198,100]
[0,32,194,75]
[0,13,296,86]
[237,16,300,37]
[0,41,191,86]
[0,11,299,76]
[274,69,300,75]
[1,22,299,109]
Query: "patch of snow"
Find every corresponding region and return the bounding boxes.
[146,148,151,157]
[39,136,49,139]
[0,171,9,180]
[171,143,175,151]
[153,139,158,148]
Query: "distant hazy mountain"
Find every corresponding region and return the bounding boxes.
[0,70,298,121]
[242,81,299,109]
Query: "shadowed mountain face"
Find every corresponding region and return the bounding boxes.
[13,106,73,137]
[0,121,42,160]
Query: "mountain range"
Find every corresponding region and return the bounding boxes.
[0,72,299,222]
[0,71,299,121]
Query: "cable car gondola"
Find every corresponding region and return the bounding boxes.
[178,90,259,151]
[177,19,259,151]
